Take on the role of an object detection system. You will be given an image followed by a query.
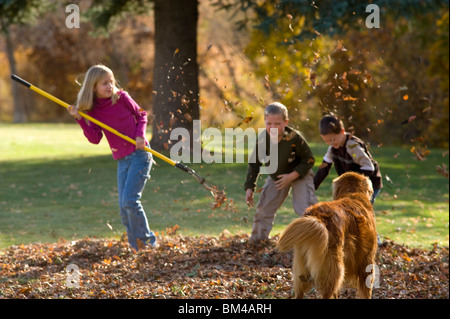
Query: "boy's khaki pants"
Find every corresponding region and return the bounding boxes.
[250,170,317,241]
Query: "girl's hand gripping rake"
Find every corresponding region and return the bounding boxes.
[11,74,227,206]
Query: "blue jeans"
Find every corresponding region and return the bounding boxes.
[371,188,381,205]
[117,150,156,250]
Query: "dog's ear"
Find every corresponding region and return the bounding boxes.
[365,177,374,199]
[332,172,373,200]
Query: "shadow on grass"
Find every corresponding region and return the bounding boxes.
[0,155,255,248]
[1,144,448,249]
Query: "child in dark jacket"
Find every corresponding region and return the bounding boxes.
[314,115,382,204]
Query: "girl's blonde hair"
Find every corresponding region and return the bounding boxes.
[76,64,120,111]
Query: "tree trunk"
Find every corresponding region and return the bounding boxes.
[2,24,27,122]
[151,0,200,152]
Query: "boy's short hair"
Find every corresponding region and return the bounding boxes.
[265,102,288,120]
[319,115,344,135]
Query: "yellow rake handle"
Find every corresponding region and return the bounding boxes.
[10,74,176,166]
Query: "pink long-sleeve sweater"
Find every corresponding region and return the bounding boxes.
[76,91,148,160]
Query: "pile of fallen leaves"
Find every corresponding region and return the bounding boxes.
[0,233,448,299]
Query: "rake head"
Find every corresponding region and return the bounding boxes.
[175,162,227,209]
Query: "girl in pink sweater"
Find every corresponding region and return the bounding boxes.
[68,64,156,251]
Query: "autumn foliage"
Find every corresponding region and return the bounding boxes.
[0,234,448,299]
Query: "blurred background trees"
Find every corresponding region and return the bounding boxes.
[0,0,54,122]
[0,0,448,149]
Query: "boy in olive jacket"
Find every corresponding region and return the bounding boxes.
[245,102,317,241]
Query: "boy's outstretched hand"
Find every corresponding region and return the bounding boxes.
[274,171,300,190]
[246,189,255,207]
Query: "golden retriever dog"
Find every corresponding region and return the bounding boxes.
[277,172,377,299]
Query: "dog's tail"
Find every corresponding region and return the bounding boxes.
[277,216,328,256]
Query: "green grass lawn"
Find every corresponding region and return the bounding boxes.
[0,123,448,249]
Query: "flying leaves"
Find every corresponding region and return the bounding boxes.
[401,115,417,125]
[410,146,431,161]
[236,116,254,127]
[436,163,449,178]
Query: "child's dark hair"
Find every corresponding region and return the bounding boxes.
[319,115,344,135]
